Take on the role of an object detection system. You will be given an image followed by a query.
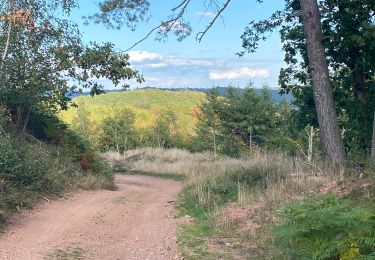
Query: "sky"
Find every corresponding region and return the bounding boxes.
[70,1,286,90]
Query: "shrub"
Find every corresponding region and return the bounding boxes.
[0,109,114,226]
[180,167,267,214]
[229,168,265,187]
[272,194,375,259]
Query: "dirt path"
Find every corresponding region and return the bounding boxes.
[0,175,182,260]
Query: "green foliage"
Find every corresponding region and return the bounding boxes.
[193,88,222,154]
[180,168,266,213]
[0,110,113,225]
[0,1,143,132]
[125,171,185,181]
[60,89,205,149]
[194,86,300,157]
[229,168,265,188]
[273,195,375,259]
[241,0,375,156]
[176,163,270,259]
[99,109,138,152]
[152,110,179,148]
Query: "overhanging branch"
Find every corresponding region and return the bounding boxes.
[196,0,232,42]
[125,0,232,51]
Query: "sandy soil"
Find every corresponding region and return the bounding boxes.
[0,175,182,260]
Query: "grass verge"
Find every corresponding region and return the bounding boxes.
[102,148,375,259]
[45,246,84,260]
[123,171,185,181]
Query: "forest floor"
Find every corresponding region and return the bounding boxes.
[0,175,181,260]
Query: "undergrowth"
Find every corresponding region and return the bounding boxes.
[0,111,113,227]
[273,194,375,259]
[125,171,185,181]
[102,148,375,259]
[176,167,267,259]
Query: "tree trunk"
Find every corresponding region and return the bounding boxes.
[157,129,161,148]
[371,111,375,158]
[1,0,14,70]
[300,0,346,167]
[248,126,252,151]
[354,64,366,103]
[306,126,315,163]
[213,128,217,158]
[22,111,30,132]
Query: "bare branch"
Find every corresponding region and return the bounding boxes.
[171,0,190,12]
[124,18,173,52]
[124,0,232,51]
[125,0,191,51]
[196,0,232,42]
[162,0,191,35]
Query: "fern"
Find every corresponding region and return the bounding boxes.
[272,194,375,259]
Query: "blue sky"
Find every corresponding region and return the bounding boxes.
[70,1,285,89]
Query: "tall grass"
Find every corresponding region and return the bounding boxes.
[103,148,334,209]
[103,148,375,258]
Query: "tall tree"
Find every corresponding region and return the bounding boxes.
[299,0,345,166]
[153,111,177,148]
[220,87,276,149]
[195,88,222,157]
[270,0,375,155]
[372,112,375,158]
[93,0,374,163]
[241,0,374,159]
[99,109,137,153]
[0,0,144,130]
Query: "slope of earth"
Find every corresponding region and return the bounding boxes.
[0,175,181,260]
[60,89,205,138]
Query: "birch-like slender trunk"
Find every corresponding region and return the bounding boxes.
[306,126,315,163]
[248,127,252,151]
[1,0,14,69]
[213,128,216,158]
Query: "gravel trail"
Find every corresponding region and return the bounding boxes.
[0,175,181,260]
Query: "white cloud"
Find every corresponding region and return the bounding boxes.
[196,12,216,18]
[128,50,163,63]
[209,67,270,80]
[125,49,279,88]
[129,51,216,68]
[143,63,168,68]
[167,58,215,67]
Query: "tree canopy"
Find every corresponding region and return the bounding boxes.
[89,0,375,162]
[0,0,143,130]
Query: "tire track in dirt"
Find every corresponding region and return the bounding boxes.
[0,175,181,260]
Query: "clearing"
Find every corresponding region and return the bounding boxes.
[0,175,181,260]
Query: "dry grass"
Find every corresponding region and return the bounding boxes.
[75,173,116,191]
[102,148,342,258]
[102,148,214,176]
[102,148,337,209]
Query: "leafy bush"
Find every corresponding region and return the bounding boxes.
[229,168,265,187]
[0,110,113,225]
[273,195,375,259]
[180,167,266,214]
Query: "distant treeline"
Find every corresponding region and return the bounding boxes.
[64,87,317,159]
[70,86,293,104]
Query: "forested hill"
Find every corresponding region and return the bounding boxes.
[60,89,206,144]
[71,87,293,104]
[150,87,293,104]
